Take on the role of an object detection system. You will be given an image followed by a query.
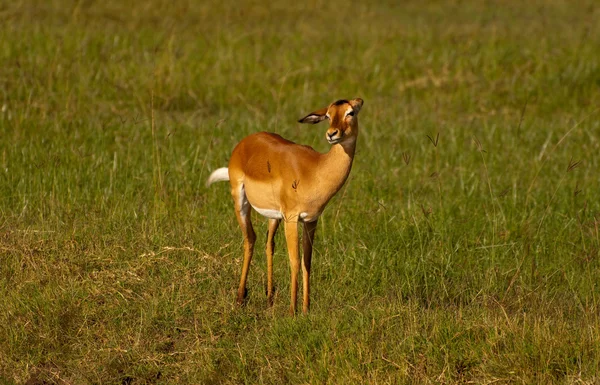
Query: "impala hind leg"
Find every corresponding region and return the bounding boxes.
[232,183,256,305]
[302,220,318,314]
[266,218,281,307]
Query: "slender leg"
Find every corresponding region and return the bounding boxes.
[231,184,256,305]
[283,218,300,315]
[266,218,280,307]
[302,220,318,314]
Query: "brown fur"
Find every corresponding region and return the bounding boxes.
[218,98,363,314]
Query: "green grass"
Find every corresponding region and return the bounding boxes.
[1,0,600,383]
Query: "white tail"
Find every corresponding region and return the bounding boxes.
[206,167,229,187]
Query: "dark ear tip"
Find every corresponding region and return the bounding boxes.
[298,115,323,124]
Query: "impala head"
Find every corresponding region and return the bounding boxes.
[298,98,364,145]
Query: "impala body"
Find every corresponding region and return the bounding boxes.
[207,98,364,314]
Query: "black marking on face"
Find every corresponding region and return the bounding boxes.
[267,160,271,173]
[332,99,349,106]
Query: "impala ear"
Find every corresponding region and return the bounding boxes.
[298,107,329,124]
[349,98,364,114]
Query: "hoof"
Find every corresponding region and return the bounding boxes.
[236,288,248,306]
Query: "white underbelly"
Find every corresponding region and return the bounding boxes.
[250,205,322,222]
[300,211,321,222]
[252,205,284,219]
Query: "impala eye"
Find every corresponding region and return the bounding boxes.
[346,110,355,117]
[326,113,331,120]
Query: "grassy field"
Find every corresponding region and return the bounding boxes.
[1,0,600,383]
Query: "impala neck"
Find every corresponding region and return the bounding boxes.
[320,137,357,193]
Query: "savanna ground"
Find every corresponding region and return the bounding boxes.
[1,0,600,383]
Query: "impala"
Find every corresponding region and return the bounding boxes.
[207,98,364,314]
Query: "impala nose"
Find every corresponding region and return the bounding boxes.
[327,130,339,139]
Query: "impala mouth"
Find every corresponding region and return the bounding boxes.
[327,137,342,144]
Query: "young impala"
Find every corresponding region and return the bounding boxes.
[207,98,364,314]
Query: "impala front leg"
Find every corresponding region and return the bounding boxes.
[302,219,318,314]
[284,218,300,315]
[266,218,281,307]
